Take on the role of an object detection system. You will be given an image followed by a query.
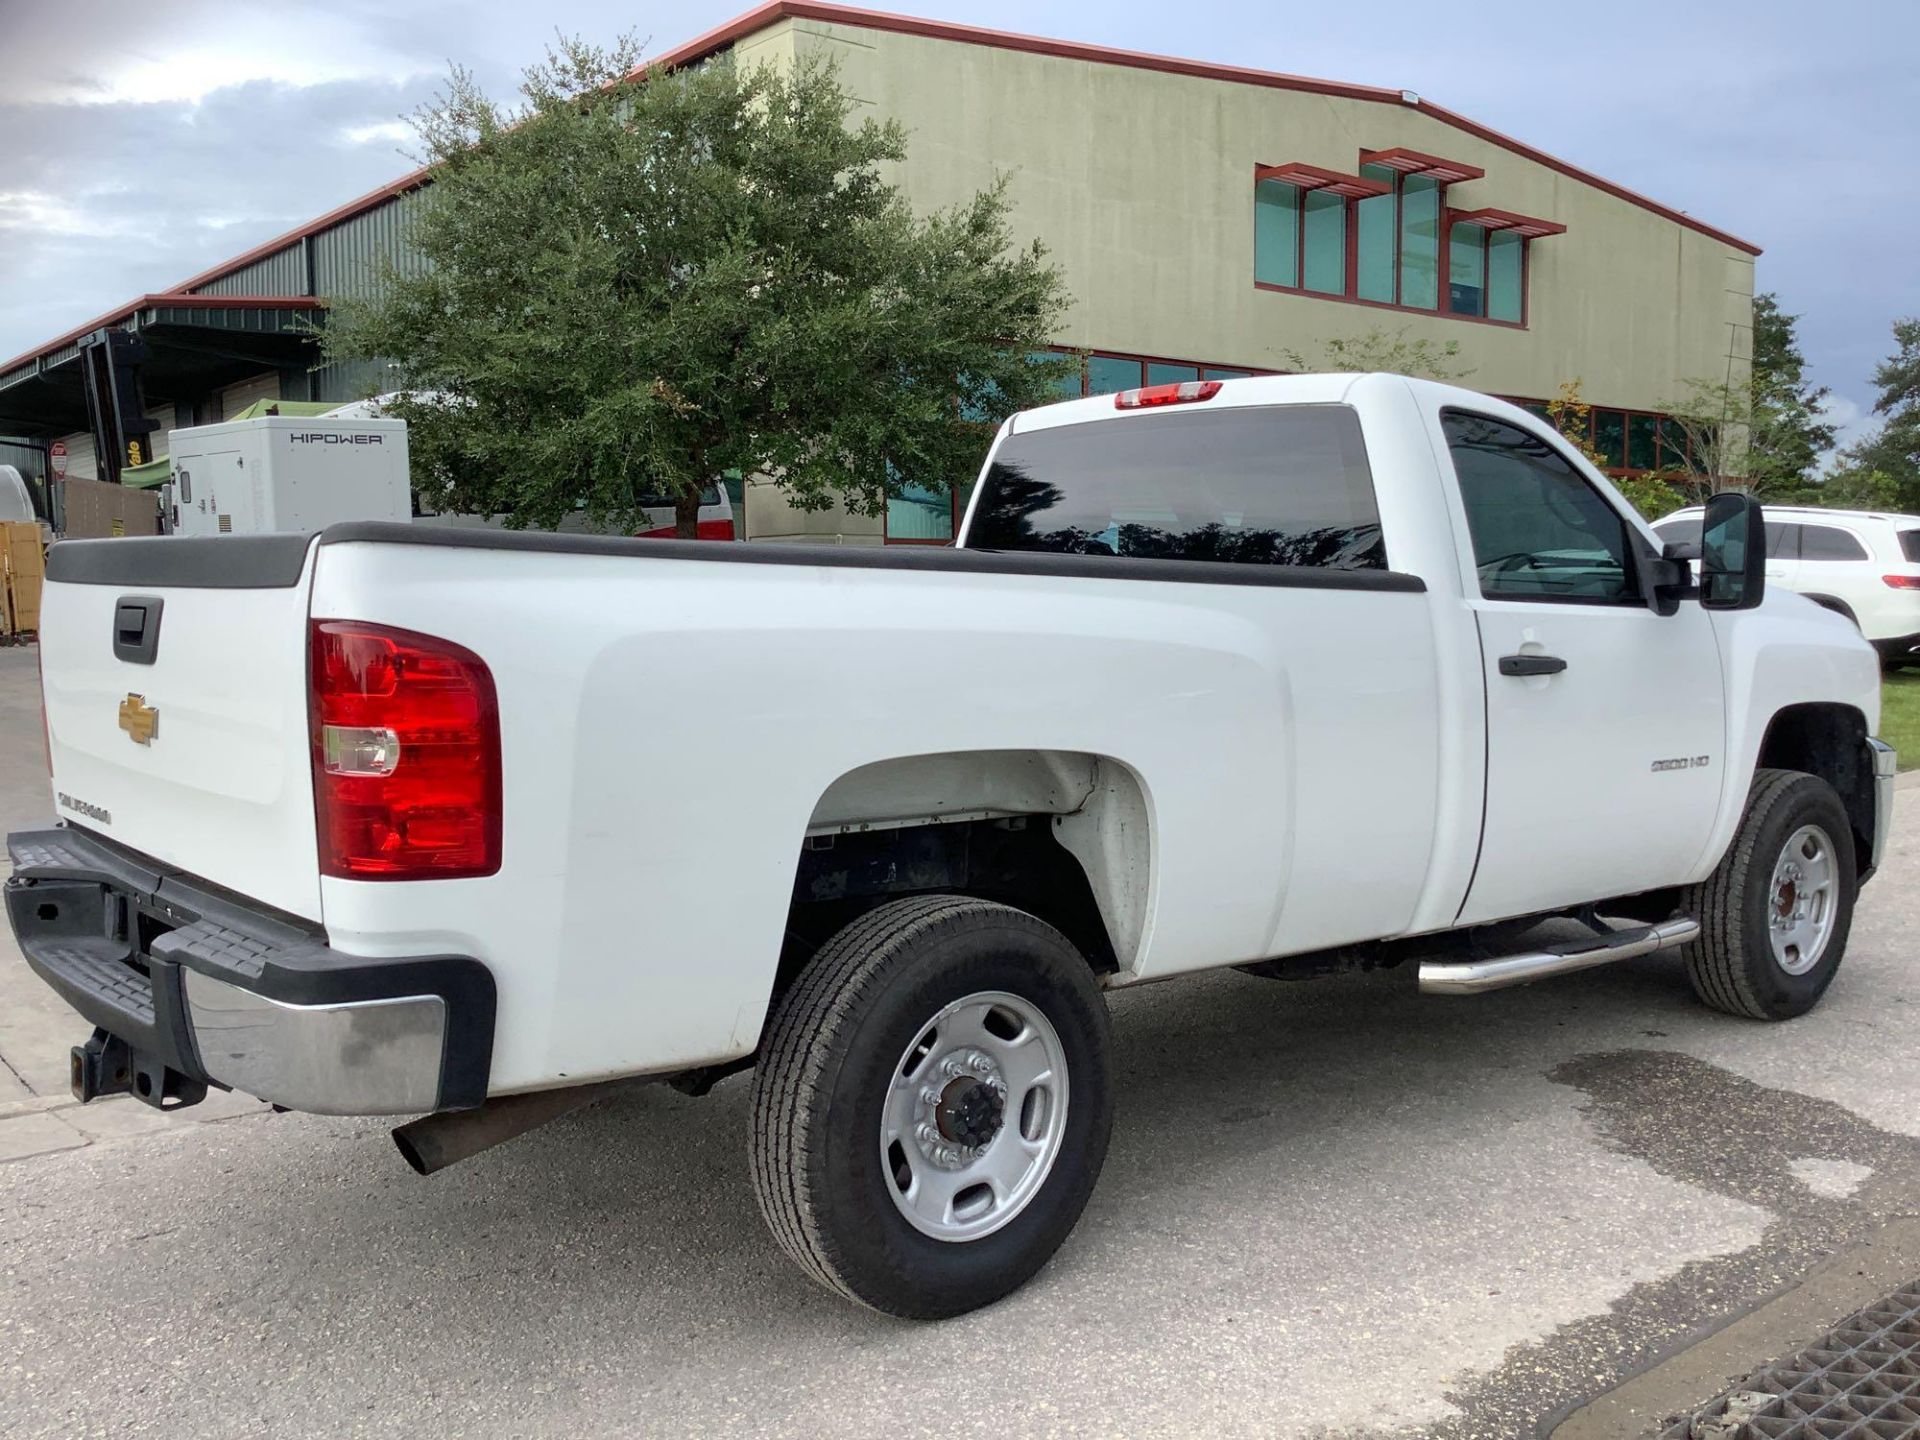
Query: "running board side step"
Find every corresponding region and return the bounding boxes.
[1418,918,1701,996]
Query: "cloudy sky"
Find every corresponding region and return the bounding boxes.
[2,0,1913,455]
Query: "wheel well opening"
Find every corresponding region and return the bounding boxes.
[776,814,1120,996]
[1757,703,1873,874]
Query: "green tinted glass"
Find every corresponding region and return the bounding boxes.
[1448,222,1486,316]
[1399,176,1440,310]
[1487,232,1523,322]
[1355,164,1397,303]
[1302,189,1346,295]
[1087,355,1143,395]
[1254,179,1299,287]
[1594,409,1626,467]
[1627,414,1658,470]
[1146,363,1201,385]
[887,482,953,541]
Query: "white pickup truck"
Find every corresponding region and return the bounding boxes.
[7,374,1896,1318]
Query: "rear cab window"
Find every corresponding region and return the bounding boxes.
[964,405,1385,569]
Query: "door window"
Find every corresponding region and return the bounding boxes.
[1442,411,1636,602]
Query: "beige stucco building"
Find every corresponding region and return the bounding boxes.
[0,1,1757,543]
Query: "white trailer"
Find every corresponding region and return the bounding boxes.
[165,416,410,536]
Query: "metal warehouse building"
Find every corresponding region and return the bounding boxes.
[0,0,1758,543]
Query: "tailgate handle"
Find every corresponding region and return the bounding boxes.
[112,596,164,665]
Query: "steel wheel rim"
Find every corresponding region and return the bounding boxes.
[1767,823,1839,976]
[881,990,1069,1243]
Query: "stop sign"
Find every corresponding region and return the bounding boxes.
[49,440,67,479]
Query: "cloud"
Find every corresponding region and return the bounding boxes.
[1815,393,1878,471]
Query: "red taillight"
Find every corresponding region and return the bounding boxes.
[1883,574,1920,590]
[1114,380,1223,410]
[308,619,501,880]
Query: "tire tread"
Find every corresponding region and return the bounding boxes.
[750,895,1040,1308]
[1683,768,1846,1020]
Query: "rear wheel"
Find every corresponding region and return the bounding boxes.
[1682,769,1857,1020]
[750,895,1113,1318]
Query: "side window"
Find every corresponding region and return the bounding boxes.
[1765,521,1801,559]
[1441,410,1636,603]
[1798,524,1869,562]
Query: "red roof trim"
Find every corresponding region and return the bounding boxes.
[1255,163,1391,199]
[1358,147,1486,184]
[1450,206,1569,239]
[0,0,1758,382]
[140,293,329,311]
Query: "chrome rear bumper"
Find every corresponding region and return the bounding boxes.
[5,825,493,1116]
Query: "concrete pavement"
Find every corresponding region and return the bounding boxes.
[2,638,1917,1437]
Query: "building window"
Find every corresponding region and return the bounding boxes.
[1502,396,1698,480]
[1399,175,1442,311]
[1355,164,1398,303]
[1486,230,1524,323]
[1254,179,1299,289]
[1253,181,1346,294]
[886,482,956,543]
[1253,158,1552,325]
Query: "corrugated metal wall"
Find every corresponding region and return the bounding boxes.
[313,189,428,301]
[191,243,307,297]
[0,438,46,487]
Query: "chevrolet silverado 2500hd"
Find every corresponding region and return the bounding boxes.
[6,374,1895,1318]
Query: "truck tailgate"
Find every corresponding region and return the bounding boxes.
[39,536,323,921]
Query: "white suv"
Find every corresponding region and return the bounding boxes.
[1655,505,1920,665]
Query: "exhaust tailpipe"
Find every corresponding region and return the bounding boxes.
[392,1078,638,1175]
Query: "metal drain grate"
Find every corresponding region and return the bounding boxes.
[1658,1282,1920,1438]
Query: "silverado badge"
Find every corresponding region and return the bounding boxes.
[118,694,159,746]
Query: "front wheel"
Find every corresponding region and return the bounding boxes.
[750,895,1113,1318]
[1682,768,1857,1020]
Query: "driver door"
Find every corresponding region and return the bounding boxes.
[1441,411,1726,926]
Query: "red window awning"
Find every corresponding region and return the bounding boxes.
[1358,147,1487,184]
[1254,162,1390,199]
[1450,206,1568,239]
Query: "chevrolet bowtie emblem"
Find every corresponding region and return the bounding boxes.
[118,694,159,746]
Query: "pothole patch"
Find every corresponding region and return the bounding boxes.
[1787,1157,1873,1202]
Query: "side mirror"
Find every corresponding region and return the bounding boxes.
[1699,491,1765,610]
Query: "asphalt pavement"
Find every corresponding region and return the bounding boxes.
[2,639,1917,1438]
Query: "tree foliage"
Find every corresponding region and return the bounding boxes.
[1838,317,1920,510]
[321,37,1074,534]
[1650,293,1834,505]
[1745,293,1836,495]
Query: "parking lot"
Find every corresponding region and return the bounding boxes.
[2,638,1918,1439]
